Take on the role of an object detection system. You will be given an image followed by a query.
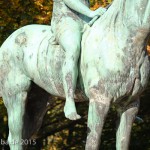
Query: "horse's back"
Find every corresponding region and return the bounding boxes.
[1,24,52,48]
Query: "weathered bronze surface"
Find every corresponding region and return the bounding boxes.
[0,0,150,149]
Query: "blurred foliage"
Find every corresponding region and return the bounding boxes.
[0,0,150,150]
[0,0,53,45]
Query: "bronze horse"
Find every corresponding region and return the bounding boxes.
[0,0,150,149]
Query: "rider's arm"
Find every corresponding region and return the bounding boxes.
[63,0,106,18]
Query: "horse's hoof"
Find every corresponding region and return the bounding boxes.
[65,112,81,120]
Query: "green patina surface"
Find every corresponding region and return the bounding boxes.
[0,0,150,149]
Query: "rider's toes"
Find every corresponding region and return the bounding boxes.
[66,112,81,120]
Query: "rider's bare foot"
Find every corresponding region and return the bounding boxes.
[66,112,81,120]
[64,100,81,120]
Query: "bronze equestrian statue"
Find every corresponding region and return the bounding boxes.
[0,0,150,149]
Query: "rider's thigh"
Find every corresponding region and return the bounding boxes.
[57,18,82,55]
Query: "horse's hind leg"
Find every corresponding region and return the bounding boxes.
[116,99,140,150]
[85,88,111,150]
[2,71,31,150]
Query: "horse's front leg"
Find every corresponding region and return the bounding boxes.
[116,99,140,150]
[85,88,111,150]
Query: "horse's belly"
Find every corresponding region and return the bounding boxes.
[24,37,67,97]
[33,77,65,97]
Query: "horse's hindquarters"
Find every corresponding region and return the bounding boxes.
[1,24,66,97]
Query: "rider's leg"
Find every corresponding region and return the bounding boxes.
[58,22,82,120]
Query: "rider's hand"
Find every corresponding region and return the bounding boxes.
[89,7,106,18]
